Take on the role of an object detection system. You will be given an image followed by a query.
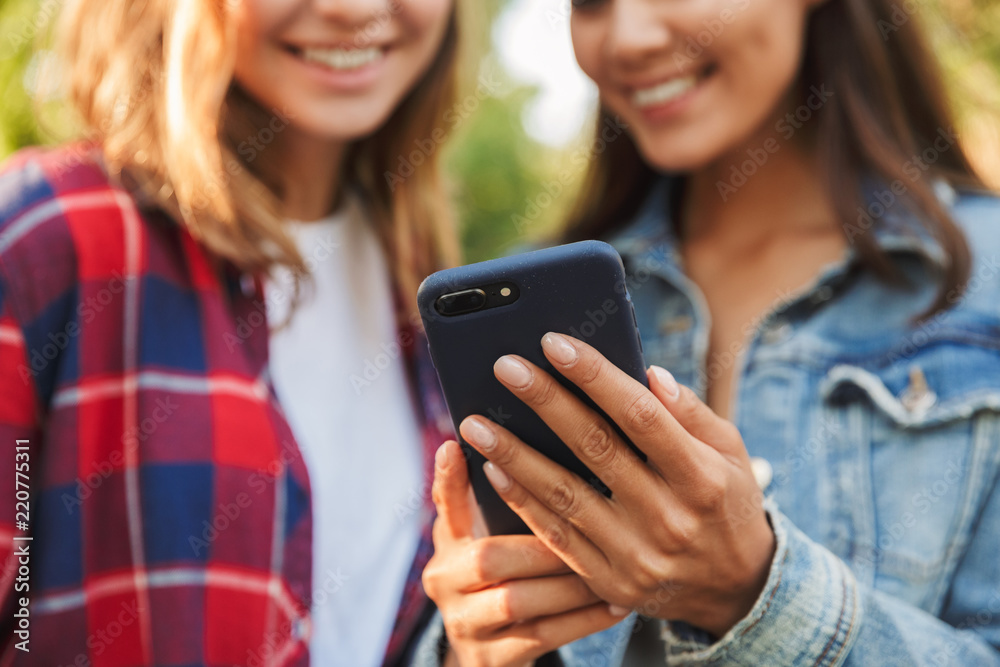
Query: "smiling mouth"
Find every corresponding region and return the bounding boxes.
[284,44,386,71]
[631,64,717,109]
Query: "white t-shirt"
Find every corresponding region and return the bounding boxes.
[265,200,424,666]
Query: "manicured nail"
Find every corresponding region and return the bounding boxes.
[651,366,680,400]
[608,604,631,617]
[494,356,533,388]
[462,418,497,451]
[484,461,511,491]
[542,332,578,365]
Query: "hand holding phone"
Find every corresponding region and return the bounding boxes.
[421,439,630,666]
[420,241,776,639]
[418,241,648,535]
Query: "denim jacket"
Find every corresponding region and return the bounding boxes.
[412,179,1000,666]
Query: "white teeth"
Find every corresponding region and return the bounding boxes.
[633,75,698,108]
[300,47,383,70]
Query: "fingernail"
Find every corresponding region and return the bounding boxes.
[651,366,680,400]
[494,356,532,388]
[608,604,631,617]
[484,461,511,491]
[542,332,578,365]
[462,418,497,451]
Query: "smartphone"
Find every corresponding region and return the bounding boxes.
[417,240,648,535]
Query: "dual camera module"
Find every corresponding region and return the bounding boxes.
[434,281,520,316]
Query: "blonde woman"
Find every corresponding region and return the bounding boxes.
[0,0,467,664]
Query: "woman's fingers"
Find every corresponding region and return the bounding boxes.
[455,573,603,637]
[490,351,658,504]
[431,440,475,541]
[531,333,704,484]
[480,458,610,580]
[459,414,620,551]
[426,442,628,667]
[445,534,574,592]
[446,600,628,667]
[647,365,746,459]
[491,602,630,661]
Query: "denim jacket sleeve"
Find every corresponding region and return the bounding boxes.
[660,496,1000,666]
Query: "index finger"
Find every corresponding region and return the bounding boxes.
[538,332,703,484]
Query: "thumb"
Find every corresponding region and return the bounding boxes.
[431,440,475,541]
[647,366,744,456]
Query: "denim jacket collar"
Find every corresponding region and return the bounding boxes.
[606,175,950,277]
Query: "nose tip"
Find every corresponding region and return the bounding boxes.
[311,0,397,30]
[606,4,674,66]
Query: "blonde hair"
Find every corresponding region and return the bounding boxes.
[56,0,464,310]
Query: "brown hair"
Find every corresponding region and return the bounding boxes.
[564,0,990,319]
[55,0,465,310]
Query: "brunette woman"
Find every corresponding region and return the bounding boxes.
[421,0,1000,664]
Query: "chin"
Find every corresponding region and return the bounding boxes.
[291,105,396,142]
[633,136,721,174]
[613,109,726,174]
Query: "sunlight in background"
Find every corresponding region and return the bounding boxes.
[494,0,597,147]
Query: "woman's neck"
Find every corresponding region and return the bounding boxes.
[683,123,839,250]
[267,127,348,222]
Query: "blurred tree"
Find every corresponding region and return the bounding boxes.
[444,70,584,262]
[926,0,1000,186]
[0,0,53,155]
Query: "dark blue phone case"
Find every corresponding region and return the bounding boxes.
[417,240,648,535]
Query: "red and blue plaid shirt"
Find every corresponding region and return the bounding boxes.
[0,144,452,666]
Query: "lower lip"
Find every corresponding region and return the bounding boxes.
[286,48,389,92]
[634,73,712,123]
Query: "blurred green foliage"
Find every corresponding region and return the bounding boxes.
[444,77,581,262]
[1,0,998,263]
[0,0,52,155]
[924,0,1000,183]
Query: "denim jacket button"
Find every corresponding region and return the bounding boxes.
[900,365,937,412]
[750,457,773,491]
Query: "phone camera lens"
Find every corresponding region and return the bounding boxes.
[435,289,487,316]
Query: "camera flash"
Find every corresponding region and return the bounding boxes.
[500,287,512,297]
